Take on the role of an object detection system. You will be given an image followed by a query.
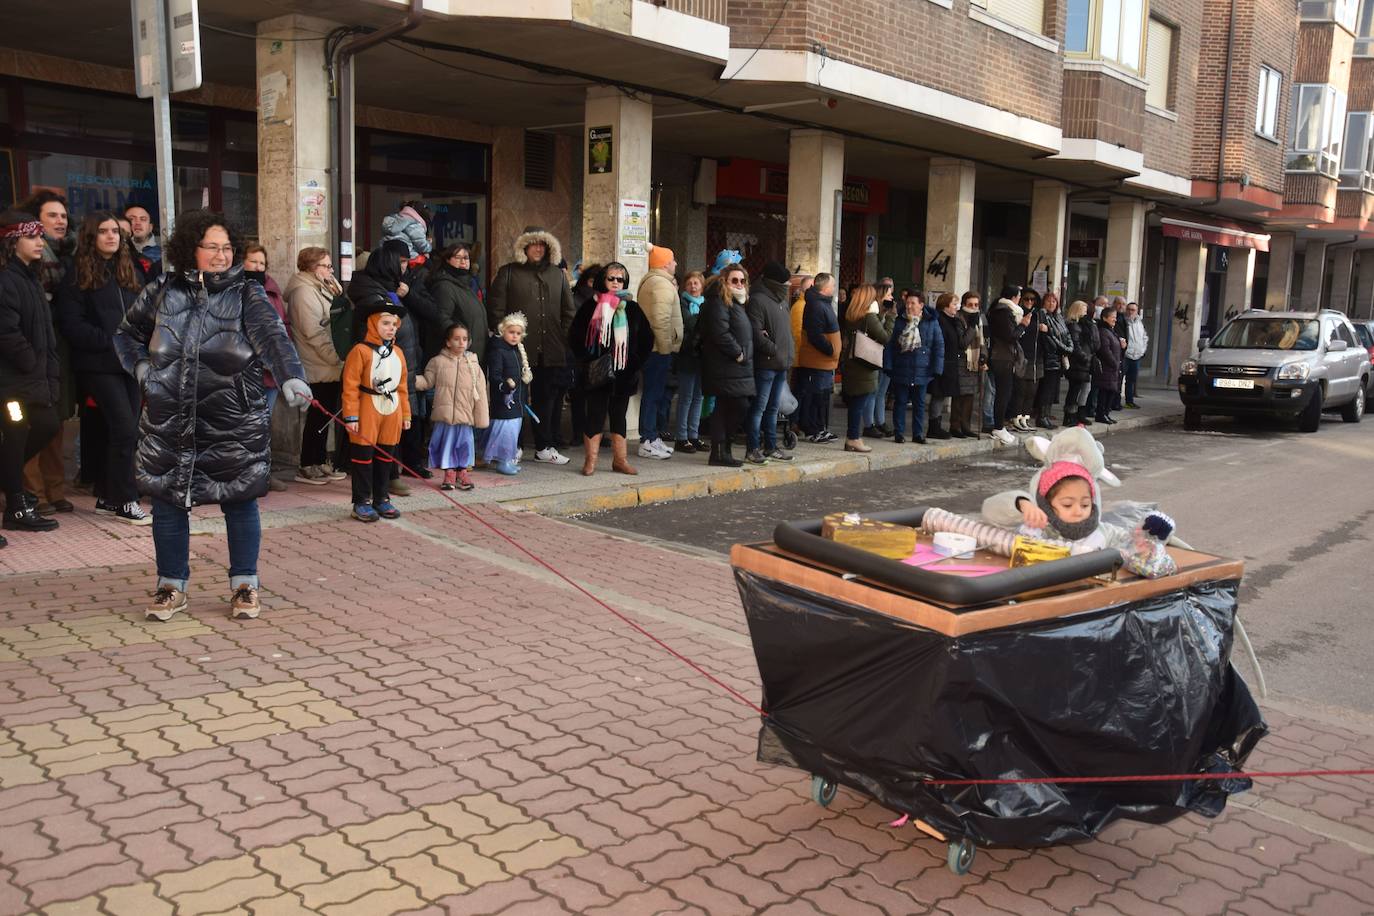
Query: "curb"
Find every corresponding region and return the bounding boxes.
[502,409,1181,517]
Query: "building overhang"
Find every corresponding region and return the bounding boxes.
[1123,166,1192,198]
[1045,138,1144,175]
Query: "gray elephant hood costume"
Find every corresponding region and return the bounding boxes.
[114,263,305,508]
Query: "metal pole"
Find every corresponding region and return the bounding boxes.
[831,188,843,286]
[151,0,177,249]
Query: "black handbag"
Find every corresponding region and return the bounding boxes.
[585,350,617,390]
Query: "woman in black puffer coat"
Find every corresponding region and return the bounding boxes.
[1063,300,1097,427]
[56,211,149,523]
[114,209,308,622]
[698,264,754,468]
[1093,305,1123,425]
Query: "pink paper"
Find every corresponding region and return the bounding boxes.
[901,543,1006,577]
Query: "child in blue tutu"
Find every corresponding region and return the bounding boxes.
[415,323,489,490]
[484,312,533,475]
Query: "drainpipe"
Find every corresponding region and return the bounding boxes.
[1213,0,1239,207]
[333,0,425,277]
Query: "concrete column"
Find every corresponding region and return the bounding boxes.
[1103,196,1146,304]
[785,130,845,277]
[1264,232,1296,309]
[1223,247,1256,316]
[1299,238,1329,311]
[256,15,335,290]
[1355,251,1374,318]
[256,15,337,464]
[582,87,653,280]
[1328,247,1356,313]
[1169,240,1208,379]
[923,158,976,297]
[1028,180,1067,298]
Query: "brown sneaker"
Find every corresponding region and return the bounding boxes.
[145,586,188,621]
[229,585,261,619]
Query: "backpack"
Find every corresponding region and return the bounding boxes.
[328,291,354,360]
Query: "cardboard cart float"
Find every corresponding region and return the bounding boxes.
[730,508,1267,875]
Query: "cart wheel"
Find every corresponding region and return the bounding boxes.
[783,428,798,450]
[810,774,838,807]
[946,837,976,875]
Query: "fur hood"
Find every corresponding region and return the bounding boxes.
[512,228,563,268]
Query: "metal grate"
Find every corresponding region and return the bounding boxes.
[637,0,728,25]
[523,131,556,191]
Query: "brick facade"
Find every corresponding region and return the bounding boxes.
[726,0,1064,126]
[1061,70,1144,148]
[1139,0,1202,178]
[1190,0,1297,197]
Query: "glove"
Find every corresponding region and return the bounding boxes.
[281,378,313,411]
[135,361,150,385]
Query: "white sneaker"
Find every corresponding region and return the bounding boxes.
[534,447,569,465]
[655,438,674,454]
[993,427,1017,445]
[638,440,671,459]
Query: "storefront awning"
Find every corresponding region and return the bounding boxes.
[1160,218,1270,252]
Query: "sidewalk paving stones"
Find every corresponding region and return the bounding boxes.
[3,397,1374,913]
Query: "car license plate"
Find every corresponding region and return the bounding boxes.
[1213,378,1255,389]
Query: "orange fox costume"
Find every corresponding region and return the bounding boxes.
[342,312,411,446]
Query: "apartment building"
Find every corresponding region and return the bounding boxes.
[1,0,1368,384]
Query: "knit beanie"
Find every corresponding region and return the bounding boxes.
[647,244,675,270]
[1034,461,1100,541]
[762,260,791,284]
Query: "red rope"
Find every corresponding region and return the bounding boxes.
[924,769,1374,786]
[309,399,766,716]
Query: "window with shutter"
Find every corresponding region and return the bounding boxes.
[1144,18,1174,110]
[523,131,555,192]
[987,0,1045,34]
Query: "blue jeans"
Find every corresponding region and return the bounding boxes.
[152,498,261,591]
[1124,357,1140,404]
[674,369,703,440]
[891,383,928,438]
[982,372,995,428]
[637,352,673,442]
[796,368,835,434]
[869,372,891,426]
[845,392,875,439]
[747,369,787,451]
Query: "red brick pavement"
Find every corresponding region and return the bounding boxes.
[0,502,1372,914]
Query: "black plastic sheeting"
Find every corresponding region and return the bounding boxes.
[738,570,1268,848]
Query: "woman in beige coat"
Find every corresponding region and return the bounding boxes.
[284,246,346,484]
[415,323,490,490]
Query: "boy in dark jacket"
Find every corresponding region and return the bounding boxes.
[0,214,60,535]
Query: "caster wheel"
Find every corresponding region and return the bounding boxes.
[946,837,976,875]
[810,774,838,807]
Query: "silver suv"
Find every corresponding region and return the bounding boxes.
[1177,309,1368,433]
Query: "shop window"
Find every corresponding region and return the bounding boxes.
[1144,18,1175,110]
[224,117,256,154]
[222,170,258,236]
[1256,66,1282,140]
[1300,0,1359,31]
[365,130,487,184]
[1357,0,1374,55]
[26,150,208,225]
[523,131,555,192]
[1064,0,1145,70]
[23,85,151,144]
[970,0,1046,35]
[1287,83,1346,177]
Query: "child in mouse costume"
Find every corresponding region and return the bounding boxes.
[982,425,1176,577]
[342,298,411,522]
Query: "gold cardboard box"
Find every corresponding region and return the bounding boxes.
[821,513,918,560]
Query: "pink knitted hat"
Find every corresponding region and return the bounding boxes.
[1037,461,1097,502]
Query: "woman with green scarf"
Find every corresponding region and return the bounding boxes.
[568,263,653,476]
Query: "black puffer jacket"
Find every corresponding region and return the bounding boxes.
[699,292,755,399]
[0,257,59,405]
[428,264,487,362]
[114,264,304,508]
[746,278,796,372]
[1066,316,1098,383]
[55,262,146,375]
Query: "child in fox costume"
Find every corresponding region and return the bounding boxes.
[342,300,411,522]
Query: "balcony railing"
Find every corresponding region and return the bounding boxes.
[636,0,728,26]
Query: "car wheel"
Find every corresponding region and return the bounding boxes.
[1183,407,1203,431]
[1342,385,1365,423]
[1298,388,1323,433]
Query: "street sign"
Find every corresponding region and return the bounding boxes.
[132,0,201,97]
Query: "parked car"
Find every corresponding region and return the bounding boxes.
[1348,318,1374,393]
[1177,309,1368,432]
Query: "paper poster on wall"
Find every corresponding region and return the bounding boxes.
[298,181,326,233]
[588,126,613,175]
[1030,269,1049,296]
[618,198,649,259]
[259,70,286,122]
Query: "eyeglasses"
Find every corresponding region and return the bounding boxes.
[198,244,233,255]
[605,275,626,285]
[727,278,747,286]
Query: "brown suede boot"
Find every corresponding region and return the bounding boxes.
[610,434,637,475]
[582,434,602,476]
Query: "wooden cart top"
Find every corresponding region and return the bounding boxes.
[730,539,1243,638]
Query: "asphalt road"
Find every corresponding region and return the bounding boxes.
[580,412,1374,716]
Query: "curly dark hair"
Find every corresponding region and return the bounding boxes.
[75,211,140,292]
[163,208,240,273]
